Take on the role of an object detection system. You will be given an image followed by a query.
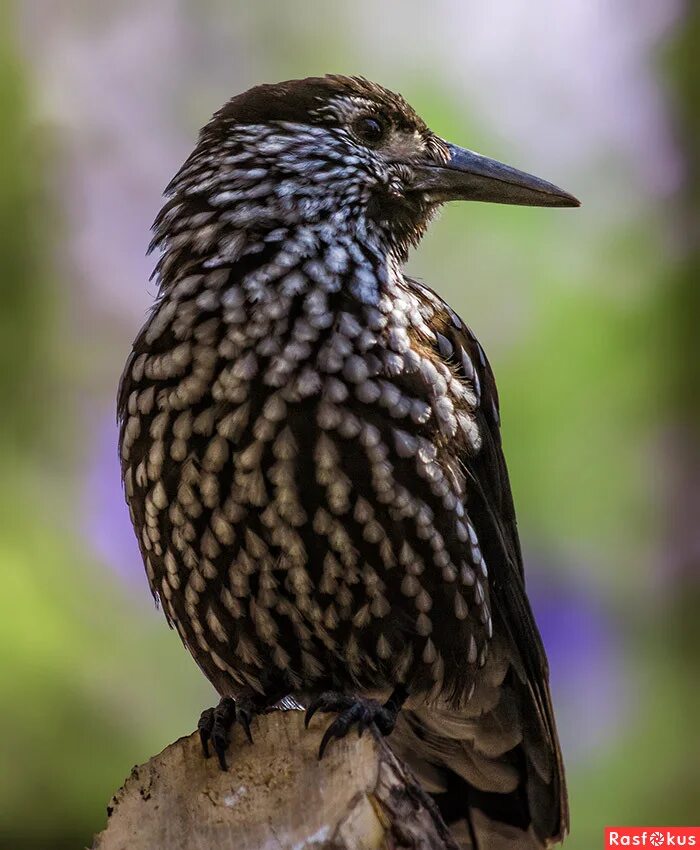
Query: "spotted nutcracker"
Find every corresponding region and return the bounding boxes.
[118,76,578,849]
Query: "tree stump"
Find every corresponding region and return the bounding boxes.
[92,709,458,849]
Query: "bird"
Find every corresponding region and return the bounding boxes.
[118,75,578,849]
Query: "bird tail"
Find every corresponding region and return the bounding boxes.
[388,666,566,849]
[429,771,549,850]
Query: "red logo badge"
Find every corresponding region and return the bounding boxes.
[605,827,699,848]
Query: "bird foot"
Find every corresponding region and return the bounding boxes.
[304,689,405,759]
[197,696,254,771]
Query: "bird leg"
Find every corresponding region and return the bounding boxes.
[305,685,408,759]
[197,696,254,770]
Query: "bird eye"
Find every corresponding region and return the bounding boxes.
[354,115,387,145]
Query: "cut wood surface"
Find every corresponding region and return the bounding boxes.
[92,708,458,850]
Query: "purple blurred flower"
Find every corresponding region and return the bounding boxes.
[526,550,626,761]
[82,409,143,584]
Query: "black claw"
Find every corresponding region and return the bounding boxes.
[318,724,337,759]
[199,727,211,758]
[197,707,216,759]
[213,737,228,770]
[306,690,407,760]
[239,709,254,745]
[197,696,254,771]
[304,706,317,729]
[305,691,343,729]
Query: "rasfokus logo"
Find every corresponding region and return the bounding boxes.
[605,828,699,848]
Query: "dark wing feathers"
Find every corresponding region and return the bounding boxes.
[444,305,568,842]
[406,279,568,844]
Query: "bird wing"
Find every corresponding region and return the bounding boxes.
[392,278,568,847]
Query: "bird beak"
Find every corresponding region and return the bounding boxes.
[412,143,580,208]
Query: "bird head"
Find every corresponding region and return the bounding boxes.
[155,76,578,268]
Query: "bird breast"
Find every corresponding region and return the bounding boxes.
[118,228,492,700]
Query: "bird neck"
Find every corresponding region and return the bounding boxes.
[141,217,432,416]
[155,204,408,314]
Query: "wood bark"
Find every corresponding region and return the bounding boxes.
[92,708,458,850]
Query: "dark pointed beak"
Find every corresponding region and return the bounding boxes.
[412,143,580,208]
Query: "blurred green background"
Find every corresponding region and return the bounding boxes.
[1,1,698,848]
